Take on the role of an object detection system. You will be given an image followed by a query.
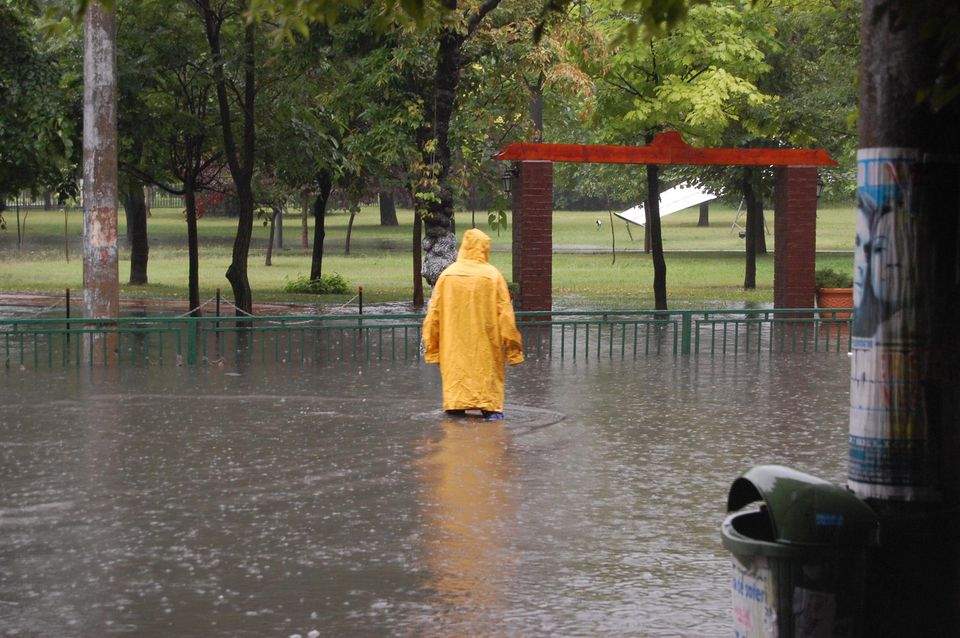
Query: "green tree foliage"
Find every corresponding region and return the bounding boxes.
[676,0,859,288]
[116,0,222,302]
[46,0,865,310]
[0,2,77,217]
[586,0,774,144]
[763,0,858,194]
[578,0,773,308]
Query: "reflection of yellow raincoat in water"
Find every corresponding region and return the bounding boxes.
[418,420,516,607]
[423,229,524,412]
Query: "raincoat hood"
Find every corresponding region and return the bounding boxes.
[457,228,491,263]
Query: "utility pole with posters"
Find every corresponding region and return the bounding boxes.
[852,1,960,632]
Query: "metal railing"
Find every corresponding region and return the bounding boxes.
[0,308,852,369]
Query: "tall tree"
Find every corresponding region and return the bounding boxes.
[582,0,772,308]
[254,28,340,282]
[686,0,858,290]
[0,3,77,234]
[190,0,258,314]
[282,12,418,282]
[852,1,960,632]
[119,170,149,284]
[378,191,399,226]
[414,0,509,286]
[82,0,120,321]
[117,0,222,313]
[697,202,708,226]
[116,5,160,286]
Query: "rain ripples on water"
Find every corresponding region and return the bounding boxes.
[0,354,849,636]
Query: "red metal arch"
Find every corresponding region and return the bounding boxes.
[500,130,828,312]
[496,131,836,167]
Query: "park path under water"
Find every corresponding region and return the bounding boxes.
[0,354,849,636]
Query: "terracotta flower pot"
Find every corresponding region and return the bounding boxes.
[816,287,853,319]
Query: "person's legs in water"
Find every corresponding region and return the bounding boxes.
[482,410,504,421]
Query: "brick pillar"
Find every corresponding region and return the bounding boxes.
[511,160,553,312]
[773,166,817,308]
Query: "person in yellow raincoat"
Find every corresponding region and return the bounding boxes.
[422,228,524,420]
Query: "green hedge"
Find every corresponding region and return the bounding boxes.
[815,267,853,288]
[281,273,350,295]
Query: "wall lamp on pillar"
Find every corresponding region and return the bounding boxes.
[501,163,519,196]
[816,175,826,199]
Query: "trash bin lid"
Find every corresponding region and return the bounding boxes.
[727,465,878,547]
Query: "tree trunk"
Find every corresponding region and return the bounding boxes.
[742,168,759,290]
[82,0,119,322]
[276,206,283,250]
[344,206,357,255]
[225,184,254,314]
[697,202,709,227]
[418,1,503,284]
[265,207,277,266]
[854,2,960,633]
[643,206,651,253]
[300,191,309,250]
[754,204,767,255]
[379,191,398,226]
[646,164,667,310]
[184,187,200,315]
[420,30,464,284]
[43,192,53,211]
[413,205,424,308]
[122,184,133,243]
[310,171,332,281]
[120,175,149,285]
[203,7,256,315]
[529,72,544,142]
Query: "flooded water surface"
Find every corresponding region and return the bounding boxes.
[1,355,850,636]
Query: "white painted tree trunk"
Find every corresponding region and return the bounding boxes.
[82,1,119,321]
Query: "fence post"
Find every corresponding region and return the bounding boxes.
[356,286,364,346]
[65,288,71,348]
[681,311,693,355]
[186,317,198,365]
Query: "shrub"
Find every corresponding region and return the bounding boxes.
[815,267,853,289]
[282,273,350,295]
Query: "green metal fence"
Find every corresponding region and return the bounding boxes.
[0,308,852,369]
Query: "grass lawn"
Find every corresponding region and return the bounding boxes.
[0,202,856,309]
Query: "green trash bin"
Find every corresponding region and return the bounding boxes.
[721,465,878,638]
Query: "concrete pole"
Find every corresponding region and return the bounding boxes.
[82,1,119,323]
[853,1,960,632]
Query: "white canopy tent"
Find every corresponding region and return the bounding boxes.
[615,183,716,226]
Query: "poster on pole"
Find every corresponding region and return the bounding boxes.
[849,147,936,501]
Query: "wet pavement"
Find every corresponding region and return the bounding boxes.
[0,355,849,636]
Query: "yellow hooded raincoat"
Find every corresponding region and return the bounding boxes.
[423,229,524,412]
